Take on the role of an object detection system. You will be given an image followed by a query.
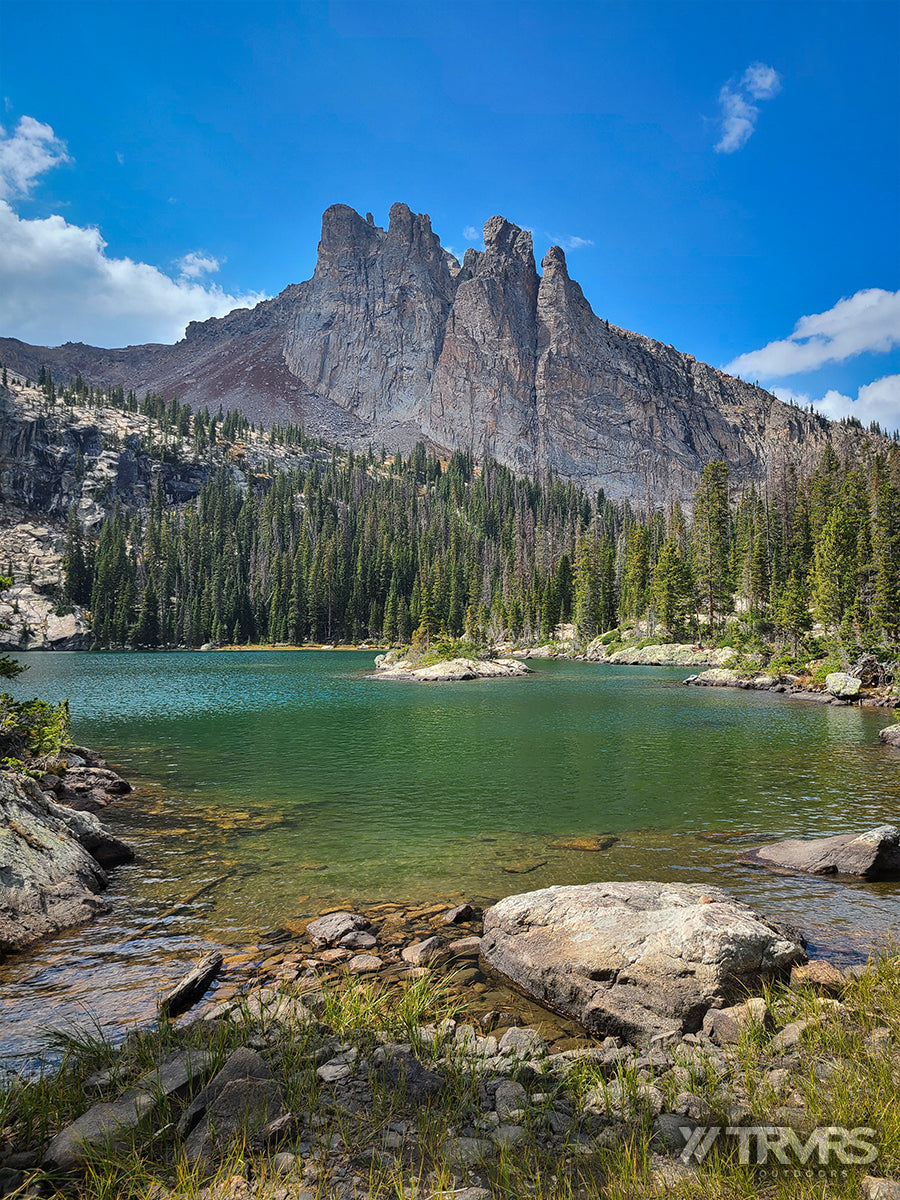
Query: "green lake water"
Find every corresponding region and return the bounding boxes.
[2,650,899,1069]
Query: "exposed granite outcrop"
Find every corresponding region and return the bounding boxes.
[373,652,533,682]
[583,641,735,667]
[0,769,133,955]
[738,826,900,879]
[0,205,876,503]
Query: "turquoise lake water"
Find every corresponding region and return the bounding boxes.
[2,651,899,1068]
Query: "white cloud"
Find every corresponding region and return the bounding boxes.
[463,225,479,241]
[775,375,900,430]
[116,151,125,166]
[741,62,782,100]
[714,62,781,153]
[0,115,70,200]
[0,202,266,347]
[549,233,594,251]
[0,114,265,347]
[715,88,759,153]
[726,289,900,378]
[177,250,222,279]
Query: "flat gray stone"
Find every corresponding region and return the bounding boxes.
[401,935,447,966]
[442,1136,494,1166]
[375,1047,445,1101]
[739,825,900,879]
[177,1048,274,1138]
[43,1049,212,1171]
[498,1026,547,1057]
[494,1079,527,1121]
[182,1077,286,1164]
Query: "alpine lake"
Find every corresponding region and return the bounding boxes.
[3,650,899,1070]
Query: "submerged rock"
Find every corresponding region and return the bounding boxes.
[480,881,805,1043]
[547,834,618,852]
[738,826,900,879]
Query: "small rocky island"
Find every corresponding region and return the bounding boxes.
[373,647,533,682]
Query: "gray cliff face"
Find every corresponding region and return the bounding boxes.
[427,216,540,473]
[0,204,869,502]
[284,203,459,424]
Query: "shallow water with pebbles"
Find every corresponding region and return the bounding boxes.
[2,650,899,1071]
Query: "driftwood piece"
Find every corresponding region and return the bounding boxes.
[159,951,224,1020]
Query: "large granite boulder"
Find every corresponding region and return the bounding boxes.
[824,672,861,699]
[480,882,805,1043]
[738,826,900,878]
[879,724,900,747]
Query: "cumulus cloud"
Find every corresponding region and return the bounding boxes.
[714,62,781,153]
[177,250,222,279]
[0,114,265,347]
[0,115,70,199]
[549,233,594,251]
[775,375,900,430]
[725,289,900,378]
[463,225,480,241]
[0,203,266,346]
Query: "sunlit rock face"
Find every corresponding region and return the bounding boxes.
[0,204,868,503]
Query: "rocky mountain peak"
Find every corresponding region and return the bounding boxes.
[0,199,873,502]
[316,202,384,268]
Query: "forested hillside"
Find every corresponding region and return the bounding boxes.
[63,412,900,663]
[3,366,898,662]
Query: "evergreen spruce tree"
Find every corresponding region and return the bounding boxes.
[692,462,732,639]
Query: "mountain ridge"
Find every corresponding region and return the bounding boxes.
[0,202,870,501]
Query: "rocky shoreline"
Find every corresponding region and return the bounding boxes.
[0,749,134,956]
[3,881,899,1199]
[683,665,900,709]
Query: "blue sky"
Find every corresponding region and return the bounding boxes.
[1,0,898,425]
